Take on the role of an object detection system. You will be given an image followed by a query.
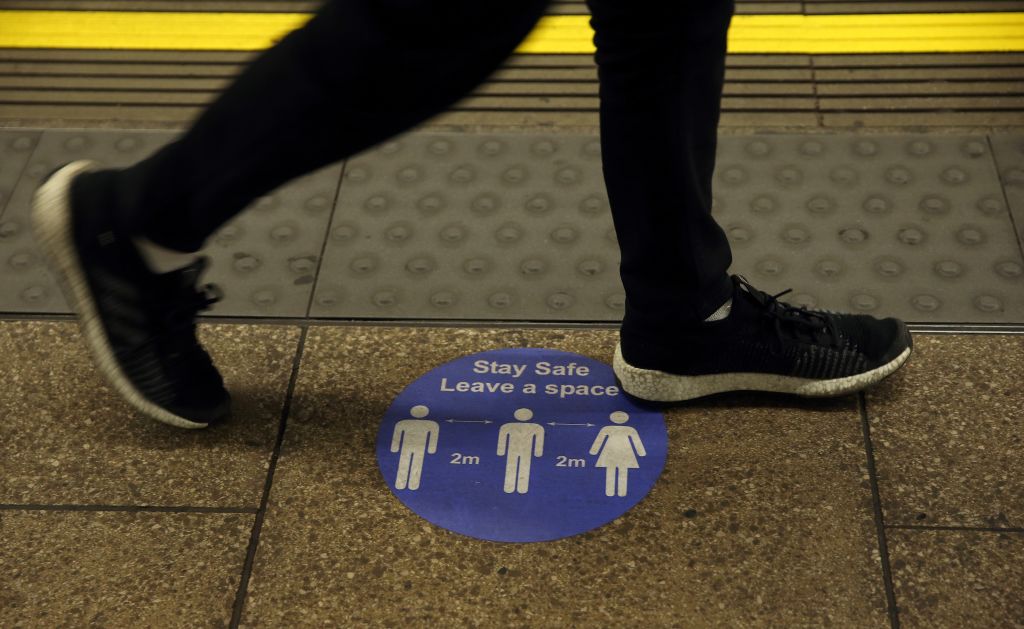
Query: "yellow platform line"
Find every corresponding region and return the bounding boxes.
[1,11,1023,54]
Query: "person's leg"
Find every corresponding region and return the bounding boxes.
[109,0,551,253]
[585,0,736,331]
[33,0,551,429]
[585,0,914,402]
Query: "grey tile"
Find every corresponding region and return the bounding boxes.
[1,130,182,314]
[711,134,1023,322]
[0,130,40,220]
[989,133,1024,262]
[313,132,1024,323]
[310,132,620,321]
[0,129,340,316]
[6,129,1021,322]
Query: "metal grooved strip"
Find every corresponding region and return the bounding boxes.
[1,48,1022,128]
[0,129,1021,323]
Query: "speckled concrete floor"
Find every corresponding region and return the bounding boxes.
[1,321,1021,627]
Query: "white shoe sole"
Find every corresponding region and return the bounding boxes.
[613,342,912,402]
[31,160,209,429]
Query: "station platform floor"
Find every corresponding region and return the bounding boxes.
[1,1,1024,627]
[2,322,1022,627]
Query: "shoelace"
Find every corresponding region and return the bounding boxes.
[158,258,223,361]
[735,275,842,355]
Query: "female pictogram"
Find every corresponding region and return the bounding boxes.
[589,411,646,497]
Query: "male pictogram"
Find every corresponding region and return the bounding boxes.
[497,407,545,494]
[391,405,440,491]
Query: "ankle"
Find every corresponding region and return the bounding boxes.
[703,297,733,322]
[133,236,198,274]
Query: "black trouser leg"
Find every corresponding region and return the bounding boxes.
[112,0,734,329]
[111,0,550,252]
[586,0,736,330]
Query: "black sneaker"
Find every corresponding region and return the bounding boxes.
[614,275,913,401]
[31,160,230,429]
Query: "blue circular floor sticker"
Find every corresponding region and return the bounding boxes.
[376,348,667,542]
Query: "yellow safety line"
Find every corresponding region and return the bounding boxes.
[0,11,1023,54]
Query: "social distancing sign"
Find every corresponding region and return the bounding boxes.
[376,348,667,542]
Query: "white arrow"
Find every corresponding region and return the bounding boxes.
[547,422,595,427]
[446,419,492,424]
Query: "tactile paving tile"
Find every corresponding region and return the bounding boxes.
[0,131,41,219]
[0,129,340,316]
[989,134,1024,262]
[313,132,1024,323]
[311,134,615,320]
[2,129,1022,323]
[201,162,340,317]
[713,134,1024,322]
